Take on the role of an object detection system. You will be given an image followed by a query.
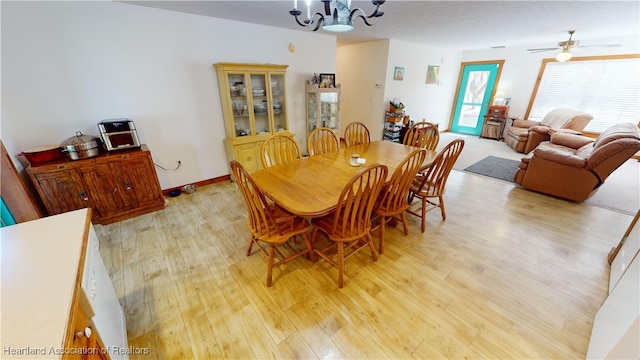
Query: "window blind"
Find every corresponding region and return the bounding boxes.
[529,57,640,133]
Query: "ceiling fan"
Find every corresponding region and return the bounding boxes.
[527,30,621,62]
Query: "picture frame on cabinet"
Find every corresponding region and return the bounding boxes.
[319,73,335,88]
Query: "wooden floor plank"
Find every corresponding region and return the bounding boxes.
[94,168,633,359]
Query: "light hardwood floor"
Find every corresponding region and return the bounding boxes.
[95,166,633,359]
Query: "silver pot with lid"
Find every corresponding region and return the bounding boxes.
[60,131,102,160]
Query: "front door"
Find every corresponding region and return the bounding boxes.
[450,62,503,135]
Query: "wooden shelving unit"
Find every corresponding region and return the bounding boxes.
[480,105,510,140]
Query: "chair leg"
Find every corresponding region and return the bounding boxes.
[400,213,409,235]
[301,232,315,262]
[310,227,319,245]
[367,234,378,262]
[421,197,427,233]
[439,195,446,220]
[337,242,344,288]
[379,215,385,254]
[246,235,255,256]
[266,244,275,287]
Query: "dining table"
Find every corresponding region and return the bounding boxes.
[251,140,437,218]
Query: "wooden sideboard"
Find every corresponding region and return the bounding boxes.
[26,145,164,224]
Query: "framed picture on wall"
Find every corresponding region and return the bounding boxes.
[319,73,335,88]
[393,67,404,81]
[426,65,440,84]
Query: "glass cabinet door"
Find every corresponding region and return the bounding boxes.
[305,83,341,138]
[227,72,251,138]
[307,92,318,132]
[249,73,268,136]
[320,92,339,131]
[270,74,287,132]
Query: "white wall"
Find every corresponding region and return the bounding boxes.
[336,40,389,141]
[3,2,637,191]
[1,1,336,189]
[336,39,461,141]
[384,40,461,131]
[336,35,638,141]
[461,35,640,119]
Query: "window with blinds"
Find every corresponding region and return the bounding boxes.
[528,55,640,133]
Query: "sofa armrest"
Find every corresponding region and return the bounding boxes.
[533,144,587,168]
[512,119,540,128]
[529,125,552,134]
[523,130,552,154]
[550,132,594,149]
[548,128,582,136]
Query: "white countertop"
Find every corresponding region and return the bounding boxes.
[1,209,90,359]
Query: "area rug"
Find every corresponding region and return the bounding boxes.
[463,155,520,182]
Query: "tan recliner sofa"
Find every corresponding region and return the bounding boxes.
[514,123,640,202]
[504,108,593,154]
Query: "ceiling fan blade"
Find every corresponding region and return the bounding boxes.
[527,47,559,53]
[578,44,622,48]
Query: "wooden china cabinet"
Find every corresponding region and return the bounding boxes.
[214,62,293,173]
[26,145,164,224]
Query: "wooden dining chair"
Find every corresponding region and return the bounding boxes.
[407,139,465,233]
[307,127,340,156]
[344,122,371,147]
[372,148,427,254]
[310,163,388,288]
[403,121,440,151]
[260,134,302,168]
[229,160,314,287]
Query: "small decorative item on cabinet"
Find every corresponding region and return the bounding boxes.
[319,73,335,88]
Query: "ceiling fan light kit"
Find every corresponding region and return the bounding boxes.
[527,30,621,62]
[289,0,385,32]
[555,48,573,62]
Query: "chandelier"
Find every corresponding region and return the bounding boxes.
[289,0,385,33]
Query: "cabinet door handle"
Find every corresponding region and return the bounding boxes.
[76,326,92,339]
[124,181,132,190]
[79,191,89,201]
[56,164,67,169]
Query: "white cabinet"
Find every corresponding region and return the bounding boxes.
[1,209,127,359]
[609,213,640,292]
[587,253,639,359]
[306,83,341,135]
[587,211,640,359]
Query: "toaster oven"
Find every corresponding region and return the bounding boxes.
[98,118,141,151]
